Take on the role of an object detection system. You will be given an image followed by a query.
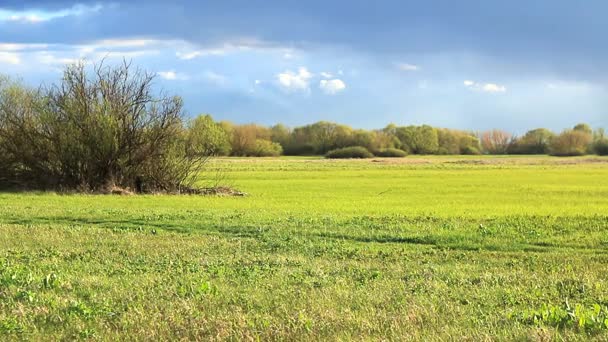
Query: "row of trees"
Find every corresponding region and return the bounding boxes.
[198,119,608,157]
[1,61,606,194]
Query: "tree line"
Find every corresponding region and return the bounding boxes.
[197,118,608,158]
[1,61,607,193]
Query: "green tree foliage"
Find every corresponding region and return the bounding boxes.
[573,123,593,135]
[437,129,481,155]
[253,139,283,157]
[549,129,593,156]
[227,123,279,156]
[188,114,232,156]
[395,125,439,154]
[325,146,373,159]
[508,128,555,154]
[594,139,608,155]
[270,124,291,149]
[0,62,215,192]
[373,148,408,157]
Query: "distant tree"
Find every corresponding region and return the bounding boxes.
[253,139,283,157]
[229,124,257,156]
[573,123,593,135]
[480,129,512,154]
[458,134,481,155]
[437,129,460,154]
[593,127,605,142]
[549,129,593,156]
[593,128,607,155]
[370,130,400,151]
[508,128,555,154]
[437,129,481,155]
[270,124,291,149]
[350,129,375,150]
[188,115,232,156]
[396,125,439,154]
[311,121,353,153]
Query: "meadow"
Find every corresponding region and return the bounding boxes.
[1,155,608,340]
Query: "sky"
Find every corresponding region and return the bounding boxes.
[1,1,607,132]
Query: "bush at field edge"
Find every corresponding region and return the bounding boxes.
[373,148,408,158]
[325,146,374,159]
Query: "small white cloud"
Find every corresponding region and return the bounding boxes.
[320,72,333,79]
[482,83,506,93]
[0,52,21,65]
[34,51,78,65]
[94,39,157,48]
[0,43,48,52]
[277,67,313,92]
[464,80,506,93]
[158,71,177,80]
[204,71,227,85]
[319,79,346,95]
[176,41,274,60]
[398,63,419,71]
[254,80,262,85]
[158,71,188,81]
[0,4,103,23]
[177,49,224,60]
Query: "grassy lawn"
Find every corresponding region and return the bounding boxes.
[1,156,608,340]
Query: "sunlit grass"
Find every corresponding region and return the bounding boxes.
[1,156,607,340]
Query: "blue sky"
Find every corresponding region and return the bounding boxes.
[1,1,607,132]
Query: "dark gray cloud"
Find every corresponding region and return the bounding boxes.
[2,0,608,80]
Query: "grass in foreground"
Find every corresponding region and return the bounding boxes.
[1,156,607,340]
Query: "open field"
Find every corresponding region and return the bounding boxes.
[1,156,608,340]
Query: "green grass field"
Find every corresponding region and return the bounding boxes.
[1,156,608,340]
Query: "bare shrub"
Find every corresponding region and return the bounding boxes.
[0,61,213,193]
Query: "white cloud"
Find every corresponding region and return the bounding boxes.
[277,67,313,92]
[93,39,158,48]
[464,80,506,93]
[158,71,188,81]
[482,83,506,93]
[176,48,227,60]
[398,63,420,71]
[176,40,288,60]
[0,43,48,52]
[204,71,227,85]
[319,79,346,95]
[90,50,160,60]
[0,4,103,23]
[320,72,333,78]
[35,52,77,65]
[0,52,21,65]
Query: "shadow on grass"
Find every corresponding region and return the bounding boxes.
[4,215,606,254]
